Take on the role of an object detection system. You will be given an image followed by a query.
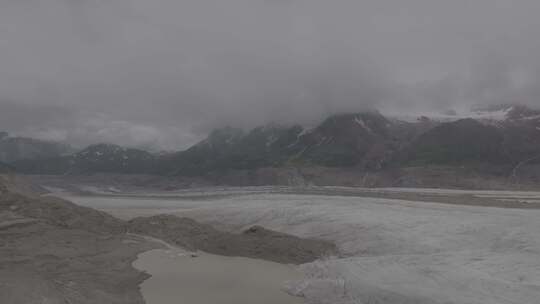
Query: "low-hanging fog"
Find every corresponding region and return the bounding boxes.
[1,0,540,150]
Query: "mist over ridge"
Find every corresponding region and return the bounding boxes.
[2,0,540,149]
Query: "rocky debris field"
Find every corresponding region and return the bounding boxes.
[0,187,156,304]
[128,215,337,264]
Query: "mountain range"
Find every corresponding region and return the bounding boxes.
[4,104,540,188]
[0,132,73,164]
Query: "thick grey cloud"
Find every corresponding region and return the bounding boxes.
[1,0,540,149]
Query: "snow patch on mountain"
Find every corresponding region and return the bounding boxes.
[383,104,540,124]
[353,116,374,134]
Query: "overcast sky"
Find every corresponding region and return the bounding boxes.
[1,0,540,150]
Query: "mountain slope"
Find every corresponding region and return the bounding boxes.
[288,112,398,168]
[0,132,73,163]
[14,143,156,174]
[401,119,508,165]
[160,125,304,175]
[499,107,540,165]
[6,104,540,187]
[0,161,12,173]
[159,111,402,175]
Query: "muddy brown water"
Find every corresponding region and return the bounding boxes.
[133,248,305,304]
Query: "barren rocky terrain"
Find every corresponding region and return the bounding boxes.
[129,215,336,264]
[0,176,156,304]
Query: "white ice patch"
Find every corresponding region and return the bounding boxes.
[286,128,311,148]
[69,190,540,304]
[383,106,515,123]
[266,134,278,147]
[353,117,373,134]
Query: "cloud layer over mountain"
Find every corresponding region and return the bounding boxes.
[1,0,540,149]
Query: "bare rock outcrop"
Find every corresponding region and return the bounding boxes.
[128,214,337,264]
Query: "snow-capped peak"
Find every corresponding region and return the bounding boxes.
[384,104,539,124]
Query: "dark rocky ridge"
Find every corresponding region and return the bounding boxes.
[128,214,338,264]
[7,105,540,189]
[13,143,156,175]
[0,132,73,163]
[0,161,12,173]
[401,119,508,165]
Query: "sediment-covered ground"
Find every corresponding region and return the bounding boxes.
[0,177,156,304]
[0,176,333,304]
